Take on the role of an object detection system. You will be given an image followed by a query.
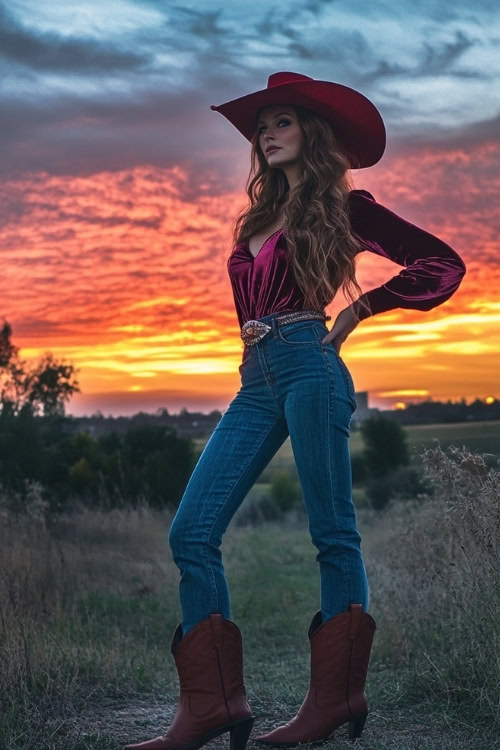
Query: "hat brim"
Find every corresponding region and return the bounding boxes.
[211,79,385,168]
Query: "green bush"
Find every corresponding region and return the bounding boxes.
[235,492,284,527]
[68,456,99,494]
[270,470,302,513]
[351,452,368,483]
[365,465,431,510]
[361,414,410,477]
[0,412,198,513]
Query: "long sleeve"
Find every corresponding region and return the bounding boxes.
[348,189,467,322]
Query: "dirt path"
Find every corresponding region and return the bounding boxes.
[63,696,496,750]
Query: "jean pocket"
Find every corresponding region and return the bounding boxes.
[277,320,322,346]
[319,339,357,412]
[336,355,357,410]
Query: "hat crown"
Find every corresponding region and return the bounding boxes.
[211,71,386,168]
[267,72,313,89]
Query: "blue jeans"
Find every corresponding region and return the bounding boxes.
[168,312,369,637]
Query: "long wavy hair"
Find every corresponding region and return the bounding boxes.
[230,105,371,321]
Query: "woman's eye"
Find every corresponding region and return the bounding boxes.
[258,118,290,134]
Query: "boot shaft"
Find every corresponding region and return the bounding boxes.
[309,605,376,712]
[172,614,250,720]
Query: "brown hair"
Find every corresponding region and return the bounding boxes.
[230,105,371,321]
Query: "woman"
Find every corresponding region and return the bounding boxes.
[124,72,466,750]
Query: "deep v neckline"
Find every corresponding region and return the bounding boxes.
[246,228,283,260]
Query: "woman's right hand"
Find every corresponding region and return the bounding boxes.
[320,306,359,354]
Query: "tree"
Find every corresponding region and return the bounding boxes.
[26,353,80,417]
[270,470,302,513]
[0,319,30,407]
[360,414,409,478]
[0,319,17,367]
[0,318,80,416]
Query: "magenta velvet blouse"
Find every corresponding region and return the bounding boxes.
[227,189,467,329]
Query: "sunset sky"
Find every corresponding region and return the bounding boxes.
[1,0,499,416]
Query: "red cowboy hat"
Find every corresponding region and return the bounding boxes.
[210,71,386,168]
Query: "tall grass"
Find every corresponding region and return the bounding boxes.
[0,443,498,748]
[365,444,500,727]
[0,496,179,748]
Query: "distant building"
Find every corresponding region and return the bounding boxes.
[351,391,379,426]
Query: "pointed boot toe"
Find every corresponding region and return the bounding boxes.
[123,613,255,750]
[254,604,376,746]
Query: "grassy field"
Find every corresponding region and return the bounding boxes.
[196,419,500,514]
[0,443,499,749]
[194,420,500,465]
[194,419,500,469]
[354,418,500,460]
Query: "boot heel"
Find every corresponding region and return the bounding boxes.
[348,710,368,740]
[229,717,255,750]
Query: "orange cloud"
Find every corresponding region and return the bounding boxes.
[1,140,498,415]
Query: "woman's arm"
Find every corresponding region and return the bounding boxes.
[347,189,467,321]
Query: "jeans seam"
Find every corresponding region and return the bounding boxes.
[316,325,357,413]
[311,324,325,345]
[204,418,285,613]
[319,345,337,527]
[337,358,357,412]
[257,343,282,404]
[320,344,354,615]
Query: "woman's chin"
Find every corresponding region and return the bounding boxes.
[267,155,288,167]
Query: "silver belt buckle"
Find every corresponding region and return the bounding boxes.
[241,319,272,346]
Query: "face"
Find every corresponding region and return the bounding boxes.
[257,104,304,169]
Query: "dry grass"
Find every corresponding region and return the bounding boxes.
[362,443,500,721]
[0,444,499,749]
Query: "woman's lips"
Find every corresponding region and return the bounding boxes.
[266,147,281,154]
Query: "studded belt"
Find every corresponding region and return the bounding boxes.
[240,309,330,347]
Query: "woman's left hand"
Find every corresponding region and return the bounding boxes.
[321,306,359,354]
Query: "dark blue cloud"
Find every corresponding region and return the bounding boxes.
[0,0,497,185]
[0,3,151,71]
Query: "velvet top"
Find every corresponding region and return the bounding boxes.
[227,189,467,329]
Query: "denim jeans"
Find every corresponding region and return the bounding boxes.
[168,312,369,637]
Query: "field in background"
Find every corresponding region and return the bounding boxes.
[396,419,500,458]
[1,444,499,749]
[196,418,500,465]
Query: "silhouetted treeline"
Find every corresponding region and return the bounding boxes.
[0,405,199,513]
[0,318,200,512]
[71,407,224,440]
[1,316,496,516]
[379,397,500,425]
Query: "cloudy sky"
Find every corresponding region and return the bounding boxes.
[1,0,499,416]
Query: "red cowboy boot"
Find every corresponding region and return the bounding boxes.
[254,604,376,745]
[124,613,255,750]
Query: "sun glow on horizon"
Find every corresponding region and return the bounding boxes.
[2,144,499,415]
